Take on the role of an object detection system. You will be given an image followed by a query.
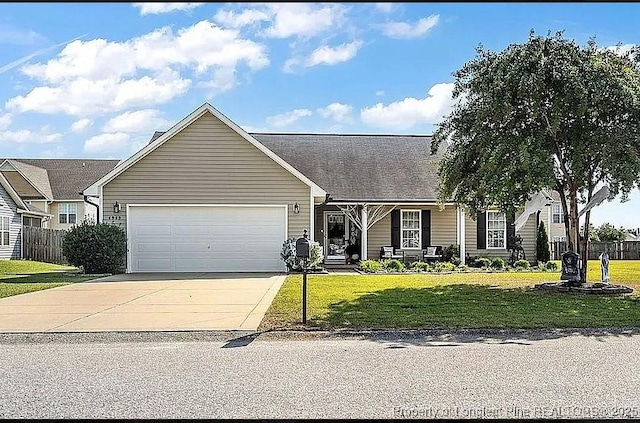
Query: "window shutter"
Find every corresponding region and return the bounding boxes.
[477,211,486,249]
[391,209,400,249]
[506,212,516,249]
[421,210,431,248]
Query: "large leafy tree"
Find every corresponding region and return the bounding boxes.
[592,222,628,242]
[431,31,640,281]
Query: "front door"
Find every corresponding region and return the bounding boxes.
[324,212,347,259]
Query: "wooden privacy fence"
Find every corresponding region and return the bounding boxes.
[551,241,640,261]
[22,226,67,265]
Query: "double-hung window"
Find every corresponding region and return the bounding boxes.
[552,204,564,224]
[1,216,9,246]
[401,210,421,249]
[486,211,506,249]
[59,203,77,224]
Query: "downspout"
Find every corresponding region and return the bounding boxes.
[82,192,100,224]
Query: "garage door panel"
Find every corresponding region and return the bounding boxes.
[137,243,172,253]
[129,206,286,273]
[137,259,172,272]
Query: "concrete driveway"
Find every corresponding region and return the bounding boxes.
[0,273,286,333]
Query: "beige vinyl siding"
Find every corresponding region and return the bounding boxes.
[540,203,567,240]
[368,213,391,258]
[49,201,90,230]
[0,183,21,259]
[430,205,457,247]
[103,112,310,237]
[465,213,537,262]
[1,171,42,198]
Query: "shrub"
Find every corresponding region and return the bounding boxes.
[536,221,551,263]
[411,261,431,272]
[474,257,492,268]
[456,264,470,272]
[62,221,126,274]
[433,261,456,272]
[513,259,530,270]
[280,238,324,271]
[545,261,559,271]
[490,257,506,270]
[442,244,461,264]
[382,259,405,272]
[359,260,382,273]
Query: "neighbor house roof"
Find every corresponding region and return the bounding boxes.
[251,133,446,202]
[6,159,53,200]
[1,159,120,200]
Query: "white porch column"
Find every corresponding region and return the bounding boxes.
[459,208,466,265]
[361,204,368,260]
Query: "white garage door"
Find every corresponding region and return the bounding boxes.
[128,205,287,273]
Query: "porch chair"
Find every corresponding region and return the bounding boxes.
[422,246,443,262]
[380,246,405,262]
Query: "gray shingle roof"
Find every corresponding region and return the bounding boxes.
[7,159,53,200]
[4,159,120,200]
[251,133,444,201]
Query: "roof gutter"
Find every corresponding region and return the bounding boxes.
[83,192,99,223]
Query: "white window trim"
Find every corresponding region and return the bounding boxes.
[400,209,422,250]
[486,210,507,249]
[1,216,9,247]
[59,202,78,225]
[552,203,564,224]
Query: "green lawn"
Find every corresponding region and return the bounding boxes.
[260,260,640,330]
[0,260,97,299]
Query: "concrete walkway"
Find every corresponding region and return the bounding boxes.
[0,273,286,333]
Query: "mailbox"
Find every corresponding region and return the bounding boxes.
[560,251,582,286]
[296,230,310,258]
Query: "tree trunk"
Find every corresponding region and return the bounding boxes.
[567,189,580,258]
[582,209,591,282]
[557,184,572,251]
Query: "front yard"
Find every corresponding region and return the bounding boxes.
[0,260,97,298]
[260,260,640,330]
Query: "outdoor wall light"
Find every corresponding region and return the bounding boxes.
[113,201,121,214]
[293,202,300,214]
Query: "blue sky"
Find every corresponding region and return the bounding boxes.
[1,2,639,228]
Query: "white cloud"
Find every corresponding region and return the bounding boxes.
[40,145,68,158]
[214,8,270,28]
[7,20,268,116]
[266,109,312,128]
[83,132,131,154]
[0,113,11,130]
[7,71,191,116]
[213,3,346,39]
[605,43,636,56]
[0,25,47,46]
[360,83,455,130]
[0,128,62,144]
[133,3,204,15]
[318,103,354,124]
[263,3,347,39]
[103,109,170,133]
[284,40,363,72]
[381,14,440,39]
[374,3,395,13]
[375,90,385,96]
[306,40,363,66]
[70,118,92,133]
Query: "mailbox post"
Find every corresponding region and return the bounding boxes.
[296,230,310,324]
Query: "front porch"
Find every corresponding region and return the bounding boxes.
[313,202,466,266]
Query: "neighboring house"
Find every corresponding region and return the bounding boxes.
[537,190,568,243]
[0,159,119,259]
[84,102,540,274]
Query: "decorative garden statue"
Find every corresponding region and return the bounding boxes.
[560,251,582,287]
[599,251,610,284]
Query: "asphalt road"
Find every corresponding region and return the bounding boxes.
[1,330,640,419]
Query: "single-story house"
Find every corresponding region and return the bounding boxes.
[84,102,539,273]
[0,159,120,259]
